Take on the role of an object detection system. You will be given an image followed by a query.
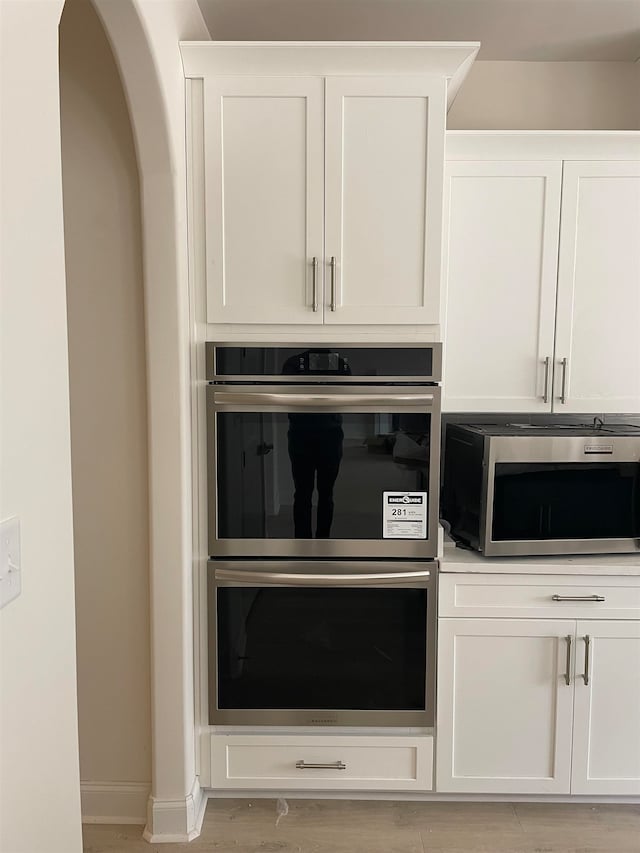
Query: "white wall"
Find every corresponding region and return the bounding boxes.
[0,1,82,851]
[448,61,640,130]
[59,0,151,820]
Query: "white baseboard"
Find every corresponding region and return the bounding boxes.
[143,777,208,843]
[208,789,640,805]
[81,781,150,824]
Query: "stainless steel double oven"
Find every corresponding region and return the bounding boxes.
[206,343,441,727]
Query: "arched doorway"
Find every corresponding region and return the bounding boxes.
[60,0,151,825]
[62,0,209,840]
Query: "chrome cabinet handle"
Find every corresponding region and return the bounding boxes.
[559,357,568,404]
[564,634,572,686]
[312,257,318,312]
[296,761,346,771]
[552,595,605,602]
[582,635,591,686]
[330,256,337,312]
[542,356,551,403]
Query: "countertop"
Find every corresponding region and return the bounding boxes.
[439,538,640,576]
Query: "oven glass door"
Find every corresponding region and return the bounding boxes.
[209,562,435,726]
[208,386,440,557]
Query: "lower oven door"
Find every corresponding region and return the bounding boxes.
[207,384,441,559]
[208,561,436,727]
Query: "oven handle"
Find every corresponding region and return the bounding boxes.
[212,391,435,408]
[215,568,432,586]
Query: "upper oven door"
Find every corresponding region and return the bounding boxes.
[207,384,441,558]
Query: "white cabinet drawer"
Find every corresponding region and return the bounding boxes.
[439,574,640,620]
[210,734,433,791]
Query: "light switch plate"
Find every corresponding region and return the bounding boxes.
[1,517,21,609]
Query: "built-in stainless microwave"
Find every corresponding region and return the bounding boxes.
[442,422,640,557]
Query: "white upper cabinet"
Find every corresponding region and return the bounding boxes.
[325,77,445,325]
[554,162,640,413]
[182,43,479,332]
[443,162,562,411]
[444,137,640,414]
[202,77,324,325]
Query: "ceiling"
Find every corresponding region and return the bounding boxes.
[196,0,640,61]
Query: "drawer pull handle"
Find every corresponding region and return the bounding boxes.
[564,634,572,686]
[583,634,591,686]
[295,761,346,771]
[552,595,605,602]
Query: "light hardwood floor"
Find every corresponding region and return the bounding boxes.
[83,799,640,853]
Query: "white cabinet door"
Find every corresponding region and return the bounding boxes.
[554,162,640,413]
[324,77,446,325]
[442,162,562,412]
[203,77,324,324]
[436,618,575,794]
[571,620,640,795]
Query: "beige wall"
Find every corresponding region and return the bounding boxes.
[449,61,640,130]
[1,0,83,849]
[59,0,151,802]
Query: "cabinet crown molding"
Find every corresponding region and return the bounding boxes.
[180,41,480,110]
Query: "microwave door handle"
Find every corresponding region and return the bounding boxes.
[212,391,435,408]
[215,569,432,586]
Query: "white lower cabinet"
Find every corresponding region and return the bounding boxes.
[571,620,640,795]
[436,618,575,794]
[436,575,640,796]
[210,734,433,791]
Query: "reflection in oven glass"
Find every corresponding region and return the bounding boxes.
[287,413,344,538]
